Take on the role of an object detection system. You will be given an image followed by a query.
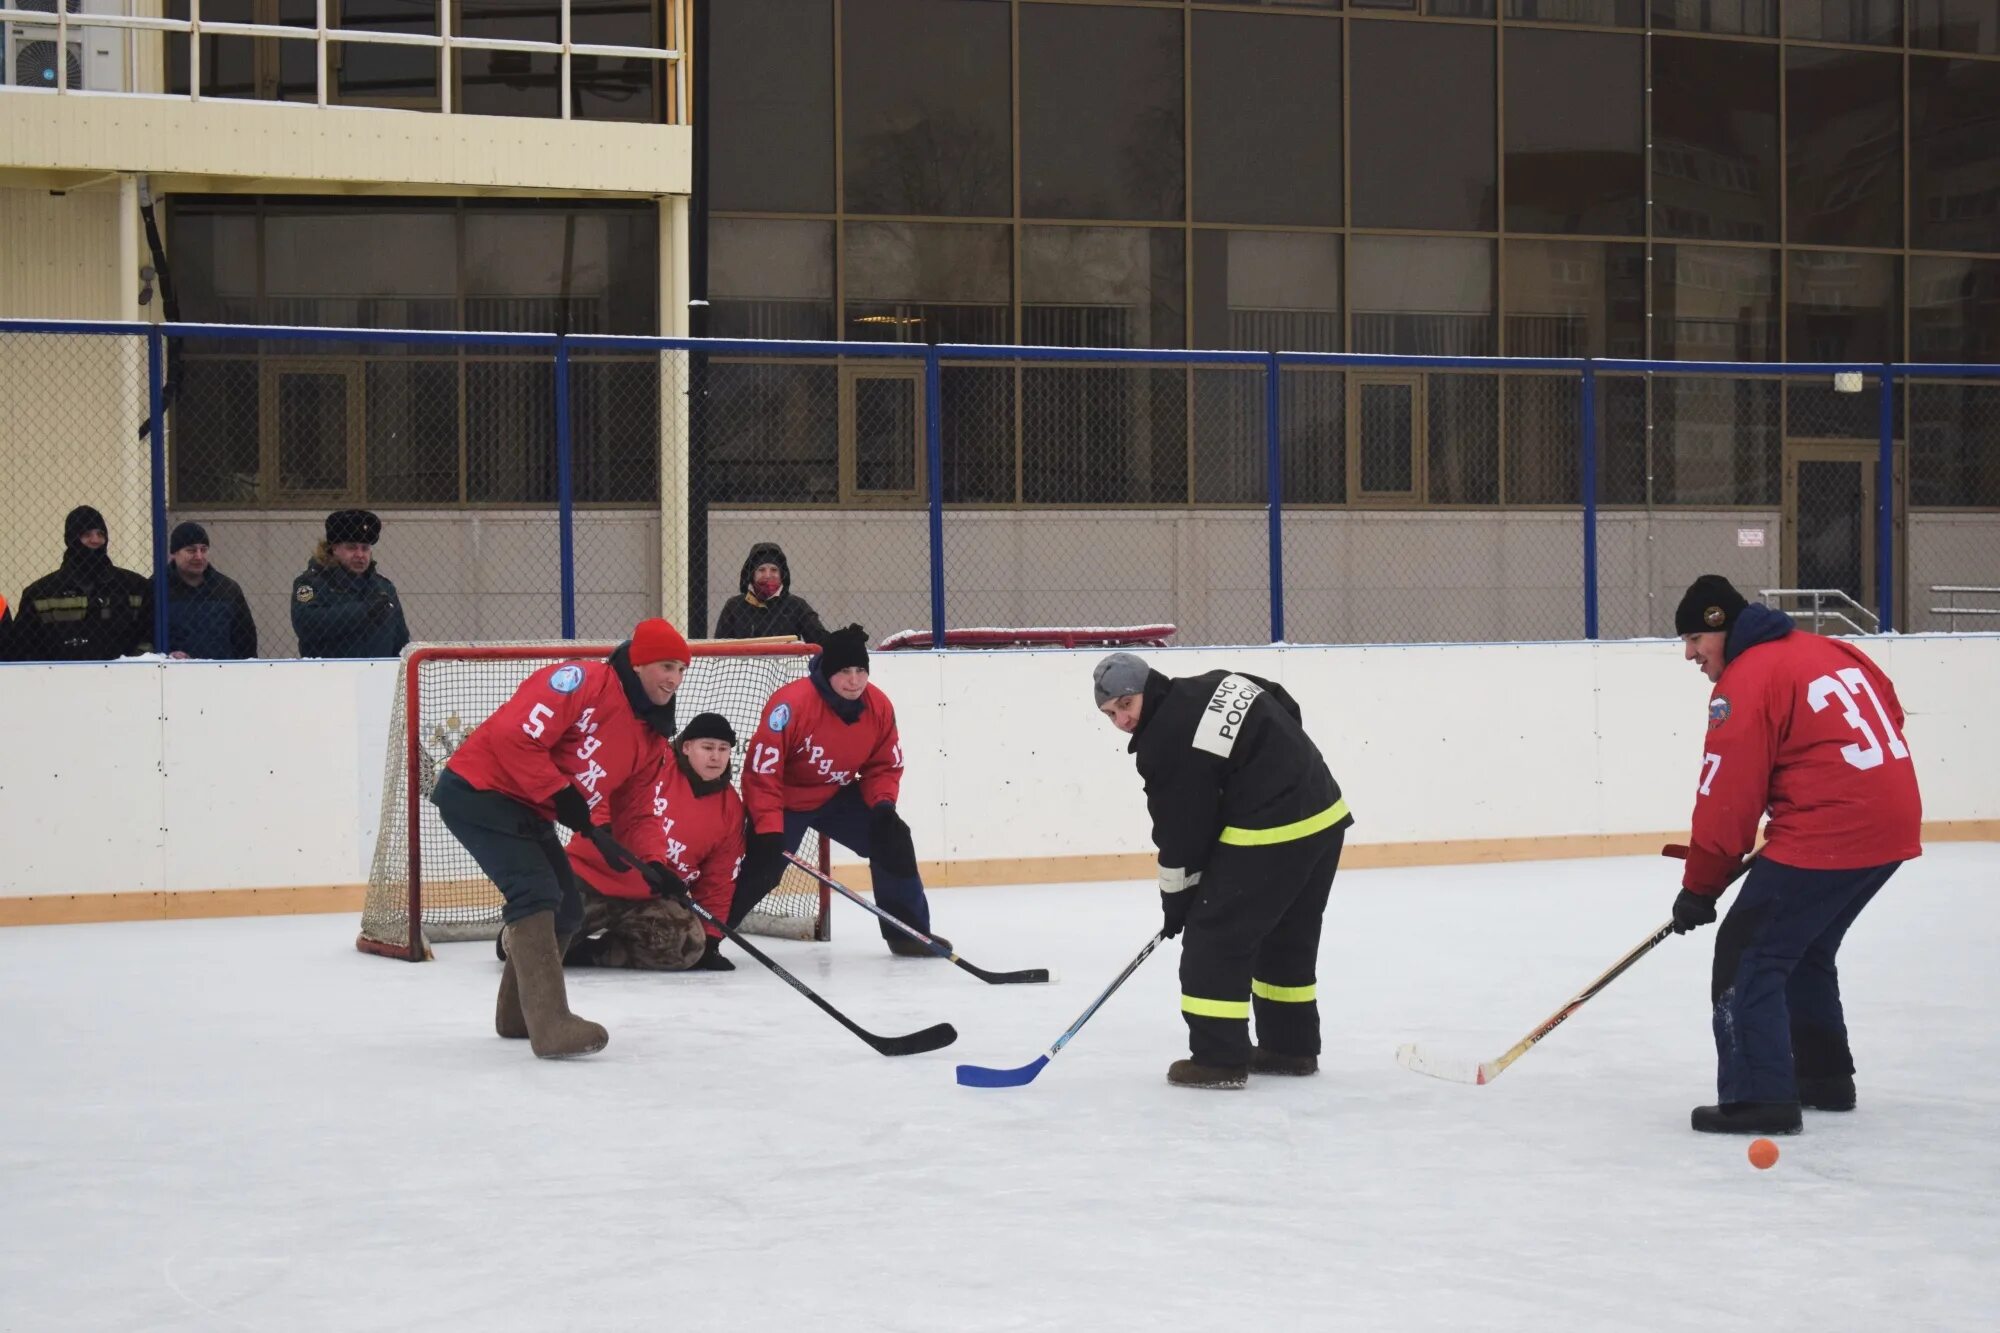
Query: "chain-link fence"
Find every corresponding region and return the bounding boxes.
[4,318,1997,658]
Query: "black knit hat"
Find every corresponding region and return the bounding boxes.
[676,711,737,748]
[820,624,871,675]
[325,508,382,545]
[1675,574,1749,636]
[64,504,107,548]
[170,521,210,553]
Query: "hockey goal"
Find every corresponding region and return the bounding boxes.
[356,640,830,961]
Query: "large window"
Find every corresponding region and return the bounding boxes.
[708,218,836,340]
[844,223,1012,344]
[1193,231,1342,354]
[1351,236,1494,356]
[168,200,659,507]
[1654,245,1780,362]
[1350,21,1494,232]
[1503,240,1645,359]
[842,0,1011,218]
[1910,57,2000,254]
[1652,37,1779,244]
[1019,3,1183,221]
[1504,28,1643,237]
[709,0,835,212]
[1191,10,1341,228]
[1787,48,1902,249]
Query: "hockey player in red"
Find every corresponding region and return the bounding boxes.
[432,618,693,1058]
[732,624,949,957]
[563,711,744,972]
[1670,575,1922,1135]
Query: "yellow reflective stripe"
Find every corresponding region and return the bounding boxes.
[1252,979,1316,1003]
[1217,797,1350,847]
[1180,994,1250,1019]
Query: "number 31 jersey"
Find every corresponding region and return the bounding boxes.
[1685,628,1922,894]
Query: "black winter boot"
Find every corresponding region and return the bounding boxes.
[1249,1048,1318,1077]
[1167,1059,1248,1090]
[886,930,951,957]
[1798,1075,1856,1111]
[693,937,736,971]
[1691,1101,1803,1135]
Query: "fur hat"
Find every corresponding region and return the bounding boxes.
[1093,652,1151,706]
[676,711,737,748]
[820,624,871,676]
[1675,575,1748,637]
[629,618,691,667]
[324,509,382,546]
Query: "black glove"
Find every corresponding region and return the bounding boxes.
[693,936,735,971]
[550,785,594,835]
[869,802,919,878]
[1158,866,1202,940]
[641,860,691,905]
[1671,888,1718,935]
[731,831,787,927]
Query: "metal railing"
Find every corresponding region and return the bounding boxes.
[0,0,690,121]
[1928,587,2000,632]
[1759,589,1879,637]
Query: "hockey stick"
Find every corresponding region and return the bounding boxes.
[956,932,1164,1088]
[1395,845,1754,1085]
[783,852,1055,985]
[600,834,957,1057]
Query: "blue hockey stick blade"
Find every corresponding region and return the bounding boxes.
[955,1055,1050,1088]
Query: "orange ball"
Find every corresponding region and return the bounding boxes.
[1748,1138,1780,1170]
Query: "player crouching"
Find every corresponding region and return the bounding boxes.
[563,711,744,972]
[731,624,950,956]
[1095,652,1352,1090]
[431,619,691,1059]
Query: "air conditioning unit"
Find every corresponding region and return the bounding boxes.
[2,0,126,93]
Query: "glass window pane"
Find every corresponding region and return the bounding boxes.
[467,361,556,502]
[939,365,1015,503]
[366,361,459,504]
[1653,245,1779,361]
[337,0,439,106]
[710,0,835,212]
[463,207,657,334]
[1351,21,1494,231]
[1020,3,1183,221]
[1021,226,1185,350]
[276,371,351,493]
[1653,377,1780,505]
[572,359,660,503]
[1910,257,2000,362]
[844,222,1013,344]
[1787,49,1902,249]
[1427,376,1498,504]
[1358,382,1415,494]
[1649,0,1775,35]
[1652,36,1778,243]
[1785,0,1901,44]
[1281,368,1346,504]
[1911,57,2000,254]
[1354,0,1494,13]
[1503,0,1645,22]
[708,218,836,340]
[1910,383,2000,506]
[1503,240,1645,358]
[1193,230,1342,353]
[1504,375,1581,506]
[171,359,261,503]
[699,363,839,502]
[1350,236,1494,356]
[842,0,1010,217]
[1914,0,2000,53]
[1504,28,1643,236]
[263,209,458,330]
[569,0,662,122]
[1788,254,1902,439]
[170,208,260,323]
[1191,10,1341,227]
[1022,366,1187,503]
[457,1,560,119]
[852,376,920,493]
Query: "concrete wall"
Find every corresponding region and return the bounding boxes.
[3,635,1994,898]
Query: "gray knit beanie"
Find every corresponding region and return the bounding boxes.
[1093,652,1152,706]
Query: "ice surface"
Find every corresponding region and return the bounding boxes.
[3,848,1997,1332]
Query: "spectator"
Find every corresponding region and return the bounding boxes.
[10,505,154,661]
[713,541,827,645]
[292,509,411,659]
[164,522,257,660]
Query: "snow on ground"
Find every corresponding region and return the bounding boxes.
[2,848,1996,1332]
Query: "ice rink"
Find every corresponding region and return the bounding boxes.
[4,847,1996,1332]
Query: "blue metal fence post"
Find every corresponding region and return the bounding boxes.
[1876,368,1895,633]
[147,327,169,653]
[1580,361,1599,640]
[1266,351,1284,643]
[925,345,946,646]
[555,339,576,639]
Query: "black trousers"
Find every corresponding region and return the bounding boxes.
[431,769,583,940]
[1179,827,1344,1067]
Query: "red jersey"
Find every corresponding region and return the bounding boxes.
[568,758,745,936]
[444,659,667,825]
[1684,625,1922,894]
[742,675,905,835]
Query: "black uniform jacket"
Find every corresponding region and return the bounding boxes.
[1129,669,1351,874]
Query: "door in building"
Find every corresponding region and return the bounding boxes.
[1782,443,1875,633]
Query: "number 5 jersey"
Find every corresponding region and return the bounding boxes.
[1685,604,1922,894]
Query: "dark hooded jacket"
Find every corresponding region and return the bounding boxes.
[166,565,258,660]
[10,506,155,662]
[712,541,828,645]
[291,540,411,659]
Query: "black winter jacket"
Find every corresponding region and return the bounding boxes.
[291,546,411,658]
[1128,669,1350,874]
[712,541,828,645]
[11,552,154,661]
[166,567,258,660]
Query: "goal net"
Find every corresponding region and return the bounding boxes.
[357,640,829,961]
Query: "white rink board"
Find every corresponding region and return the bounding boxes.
[1,635,1996,897]
[1,849,1996,1331]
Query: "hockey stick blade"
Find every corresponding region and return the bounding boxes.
[784,852,1055,984]
[956,1054,1051,1088]
[1394,1043,1493,1086]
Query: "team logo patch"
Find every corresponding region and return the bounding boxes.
[294,585,314,603]
[769,703,792,732]
[1708,697,1731,729]
[1703,605,1725,628]
[549,664,586,694]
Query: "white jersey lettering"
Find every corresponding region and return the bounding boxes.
[1192,674,1265,758]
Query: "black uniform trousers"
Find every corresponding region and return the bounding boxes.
[1179,826,1344,1067]
[431,769,584,941]
[1711,857,1899,1104]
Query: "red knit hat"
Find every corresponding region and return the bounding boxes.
[629,618,691,666]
